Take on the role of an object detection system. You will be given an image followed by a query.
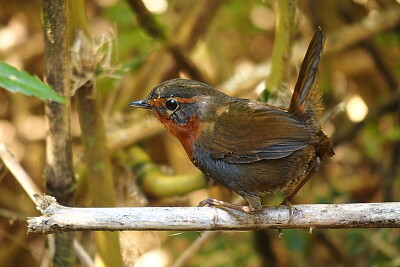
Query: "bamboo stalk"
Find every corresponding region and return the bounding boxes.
[67,0,123,266]
[42,0,76,265]
[261,0,297,102]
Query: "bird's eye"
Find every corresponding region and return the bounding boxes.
[166,99,179,111]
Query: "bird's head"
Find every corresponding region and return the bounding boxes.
[129,78,221,125]
[129,78,227,154]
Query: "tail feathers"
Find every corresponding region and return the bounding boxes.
[289,28,325,132]
[316,130,335,158]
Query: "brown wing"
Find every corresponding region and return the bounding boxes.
[207,101,314,163]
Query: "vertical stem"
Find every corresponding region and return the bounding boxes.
[67,0,123,266]
[75,87,123,267]
[262,0,297,102]
[42,0,76,266]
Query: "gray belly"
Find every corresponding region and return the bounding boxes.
[192,146,315,197]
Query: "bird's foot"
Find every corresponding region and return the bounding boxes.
[280,197,294,222]
[198,197,256,214]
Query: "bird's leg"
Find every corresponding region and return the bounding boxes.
[284,157,321,203]
[281,157,321,221]
[280,198,294,221]
[198,194,261,214]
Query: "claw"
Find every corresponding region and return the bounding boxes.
[280,198,294,222]
[278,229,283,239]
[198,197,256,214]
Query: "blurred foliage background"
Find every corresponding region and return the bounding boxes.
[1,0,400,266]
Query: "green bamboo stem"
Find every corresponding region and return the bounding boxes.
[261,0,297,102]
[75,87,123,267]
[66,0,123,266]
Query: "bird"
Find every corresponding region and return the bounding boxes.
[128,29,334,213]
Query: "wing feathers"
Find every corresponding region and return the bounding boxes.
[205,101,313,163]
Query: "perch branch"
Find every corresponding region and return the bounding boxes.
[28,195,400,234]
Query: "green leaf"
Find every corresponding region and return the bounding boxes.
[0,62,65,103]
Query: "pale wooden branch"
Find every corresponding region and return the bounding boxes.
[28,195,400,234]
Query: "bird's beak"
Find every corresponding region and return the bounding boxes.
[128,99,151,109]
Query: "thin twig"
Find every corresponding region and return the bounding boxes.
[0,143,94,267]
[0,208,27,222]
[171,231,218,267]
[73,240,95,267]
[125,0,211,83]
[0,143,41,203]
[171,196,246,267]
[28,195,400,234]
[325,6,400,54]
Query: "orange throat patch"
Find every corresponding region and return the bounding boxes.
[153,111,202,157]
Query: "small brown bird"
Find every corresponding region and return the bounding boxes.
[129,29,334,213]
